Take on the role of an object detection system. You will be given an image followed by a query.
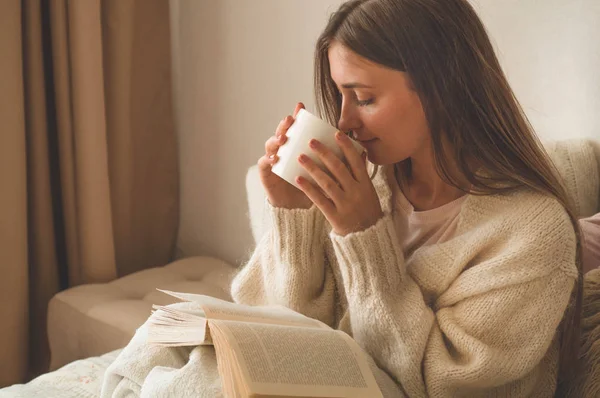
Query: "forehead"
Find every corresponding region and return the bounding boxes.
[327,41,381,84]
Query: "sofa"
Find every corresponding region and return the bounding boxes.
[47,138,600,371]
[47,257,236,370]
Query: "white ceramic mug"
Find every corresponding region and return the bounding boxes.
[271,108,365,190]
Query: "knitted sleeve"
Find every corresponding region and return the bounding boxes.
[329,197,578,397]
[230,199,338,327]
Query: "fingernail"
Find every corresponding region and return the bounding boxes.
[269,154,275,159]
[335,132,345,141]
[309,139,319,148]
[298,154,308,163]
[279,135,285,142]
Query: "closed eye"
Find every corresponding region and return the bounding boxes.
[357,98,374,106]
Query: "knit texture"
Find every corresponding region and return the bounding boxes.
[561,268,600,397]
[230,165,578,398]
[101,302,223,398]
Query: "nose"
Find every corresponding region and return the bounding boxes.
[337,99,360,134]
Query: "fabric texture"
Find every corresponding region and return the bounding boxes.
[543,139,599,218]
[561,268,600,397]
[389,166,467,257]
[0,350,120,398]
[48,256,235,370]
[580,214,600,274]
[231,163,578,398]
[0,0,178,386]
[100,302,224,398]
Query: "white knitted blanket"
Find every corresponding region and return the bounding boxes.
[100,303,223,398]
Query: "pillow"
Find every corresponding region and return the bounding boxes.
[580,213,600,274]
[544,139,599,218]
[246,165,267,245]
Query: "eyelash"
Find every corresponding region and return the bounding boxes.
[338,91,374,107]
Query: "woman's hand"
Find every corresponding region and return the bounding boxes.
[296,132,383,236]
[258,103,313,209]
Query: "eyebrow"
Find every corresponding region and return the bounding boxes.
[339,82,373,89]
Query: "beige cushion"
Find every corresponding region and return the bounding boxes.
[246,165,267,245]
[47,256,235,370]
[545,139,600,217]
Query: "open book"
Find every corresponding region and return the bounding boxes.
[148,290,383,398]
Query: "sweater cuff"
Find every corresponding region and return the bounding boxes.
[329,212,405,297]
[266,198,328,265]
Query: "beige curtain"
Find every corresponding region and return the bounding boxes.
[0,0,179,386]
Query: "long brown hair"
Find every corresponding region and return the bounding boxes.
[314,0,582,384]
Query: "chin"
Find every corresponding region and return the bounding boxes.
[364,151,380,165]
[365,151,406,167]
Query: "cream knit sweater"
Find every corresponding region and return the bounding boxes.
[230,165,578,398]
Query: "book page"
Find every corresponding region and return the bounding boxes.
[209,319,383,398]
[158,289,330,330]
[147,302,211,346]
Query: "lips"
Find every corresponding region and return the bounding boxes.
[357,138,377,143]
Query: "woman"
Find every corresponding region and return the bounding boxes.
[232,0,582,397]
[101,0,582,397]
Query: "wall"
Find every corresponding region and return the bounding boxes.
[471,0,600,141]
[169,0,600,267]
[169,0,344,265]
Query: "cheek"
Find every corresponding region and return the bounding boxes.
[366,106,418,139]
[393,100,428,139]
[368,104,430,154]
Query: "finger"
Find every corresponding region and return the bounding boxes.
[276,116,294,138]
[308,139,355,189]
[265,134,286,156]
[295,176,335,215]
[275,117,287,137]
[257,154,278,173]
[293,102,305,118]
[334,132,368,182]
[298,153,344,203]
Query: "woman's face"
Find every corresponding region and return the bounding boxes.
[328,41,431,165]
